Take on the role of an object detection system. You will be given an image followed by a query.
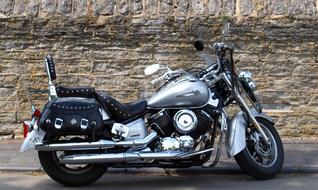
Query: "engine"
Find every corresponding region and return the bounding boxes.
[157,135,194,152]
[150,108,216,140]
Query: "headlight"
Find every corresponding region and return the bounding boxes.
[239,71,252,82]
[239,71,256,91]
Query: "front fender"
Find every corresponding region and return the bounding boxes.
[225,111,247,157]
[225,109,274,157]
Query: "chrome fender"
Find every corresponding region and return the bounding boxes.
[225,109,274,157]
[20,123,46,152]
[225,111,247,157]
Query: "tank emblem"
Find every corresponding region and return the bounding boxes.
[176,90,201,97]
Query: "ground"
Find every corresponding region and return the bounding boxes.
[0,172,317,190]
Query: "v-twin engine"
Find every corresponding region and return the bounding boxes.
[157,136,194,152]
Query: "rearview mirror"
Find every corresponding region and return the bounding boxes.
[194,41,204,51]
[144,64,160,75]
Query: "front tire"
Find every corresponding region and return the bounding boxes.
[234,118,284,179]
[38,151,107,186]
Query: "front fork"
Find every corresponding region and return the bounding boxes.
[222,74,270,144]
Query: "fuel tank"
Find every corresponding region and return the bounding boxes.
[147,76,210,109]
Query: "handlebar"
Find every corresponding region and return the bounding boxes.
[150,70,183,85]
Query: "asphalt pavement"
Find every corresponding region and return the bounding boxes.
[0,139,318,174]
[0,172,318,190]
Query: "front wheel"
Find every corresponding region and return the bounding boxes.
[38,151,107,186]
[234,118,284,179]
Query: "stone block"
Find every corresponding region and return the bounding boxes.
[191,0,206,15]
[25,0,40,16]
[73,0,88,17]
[0,0,14,15]
[41,0,57,14]
[92,0,116,16]
[118,0,129,15]
[239,0,254,16]
[13,0,27,15]
[175,0,189,15]
[131,0,143,14]
[286,0,316,16]
[207,0,221,16]
[57,0,72,14]
[160,0,173,14]
[223,0,235,16]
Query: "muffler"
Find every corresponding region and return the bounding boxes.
[59,152,182,164]
[59,148,214,164]
[35,131,157,151]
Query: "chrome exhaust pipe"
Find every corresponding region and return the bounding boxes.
[59,151,182,164]
[59,148,214,164]
[35,131,157,151]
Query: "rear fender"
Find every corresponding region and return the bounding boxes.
[20,124,46,152]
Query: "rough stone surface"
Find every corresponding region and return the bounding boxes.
[0,0,318,139]
[92,0,116,16]
[56,0,72,15]
[73,0,87,17]
[40,0,57,15]
[239,0,254,16]
[223,0,235,16]
[13,0,27,15]
[26,0,40,16]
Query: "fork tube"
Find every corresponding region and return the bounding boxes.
[222,74,270,143]
[234,89,270,143]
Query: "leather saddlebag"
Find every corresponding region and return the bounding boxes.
[39,97,104,136]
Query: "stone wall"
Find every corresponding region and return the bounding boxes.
[0,0,317,140]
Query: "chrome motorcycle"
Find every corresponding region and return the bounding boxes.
[20,35,284,186]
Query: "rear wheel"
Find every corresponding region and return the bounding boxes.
[234,118,284,179]
[38,136,107,186]
[38,150,107,186]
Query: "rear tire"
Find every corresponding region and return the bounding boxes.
[38,151,107,186]
[234,118,284,179]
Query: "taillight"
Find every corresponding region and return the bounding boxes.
[31,105,41,118]
[23,122,29,138]
[32,109,41,118]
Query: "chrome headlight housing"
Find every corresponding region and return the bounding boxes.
[239,71,252,82]
[239,71,256,91]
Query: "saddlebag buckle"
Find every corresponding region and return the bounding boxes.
[54,118,63,129]
[80,119,89,129]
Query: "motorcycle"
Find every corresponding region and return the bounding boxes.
[20,26,284,186]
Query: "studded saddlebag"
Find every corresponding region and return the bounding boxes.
[39,97,104,136]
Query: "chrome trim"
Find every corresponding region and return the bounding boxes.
[180,148,214,158]
[225,111,247,157]
[59,152,182,164]
[234,90,269,143]
[35,131,157,151]
[59,148,214,164]
[221,73,269,143]
[251,108,274,124]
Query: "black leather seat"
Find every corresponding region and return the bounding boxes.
[96,92,147,122]
[56,86,95,98]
